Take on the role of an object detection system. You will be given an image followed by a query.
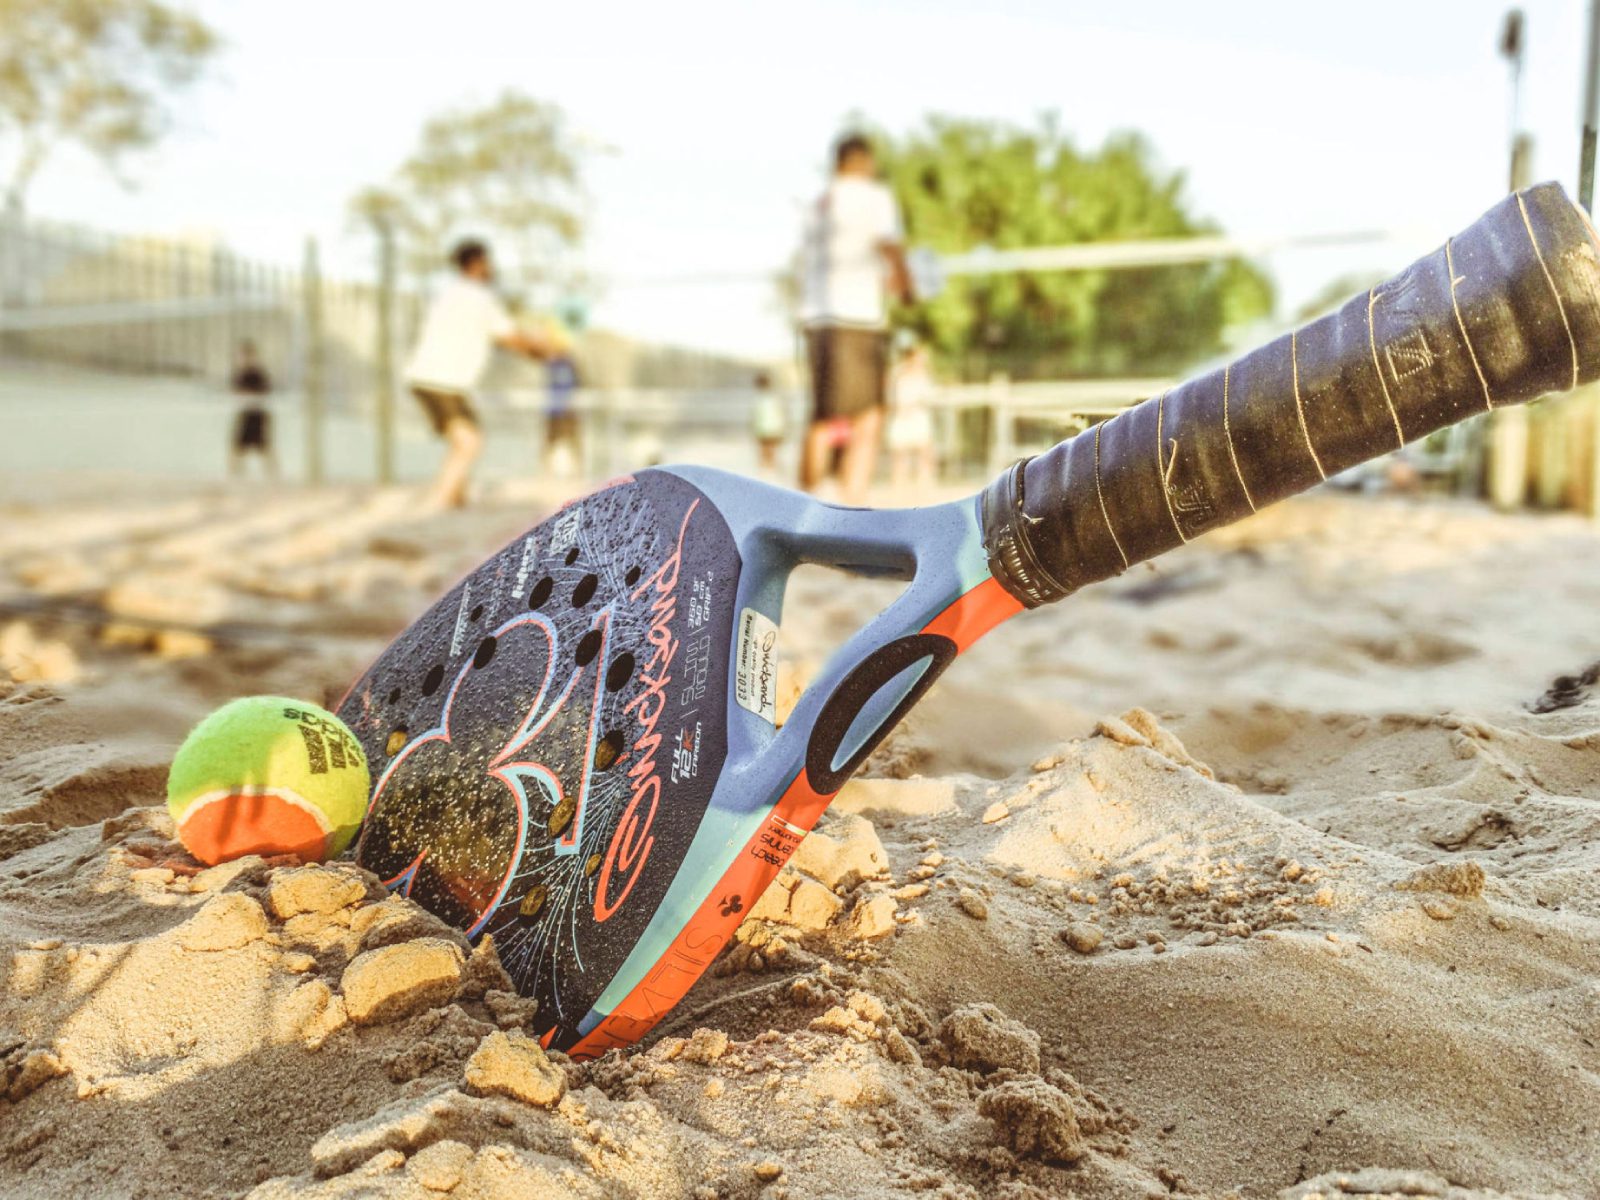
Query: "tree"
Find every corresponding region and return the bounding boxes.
[0,0,219,213]
[355,92,592,307]
[866,116,1273,380]
[1293,271,1387,323]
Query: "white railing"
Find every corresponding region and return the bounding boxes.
[493,377,1171,479]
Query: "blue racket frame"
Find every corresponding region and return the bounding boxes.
[568,465,1004,1052]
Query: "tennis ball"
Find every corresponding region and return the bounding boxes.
[166,696,370,866]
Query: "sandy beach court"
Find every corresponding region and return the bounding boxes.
[2,473,1598,1199]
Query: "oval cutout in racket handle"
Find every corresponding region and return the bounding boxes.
[981,182,1600,607]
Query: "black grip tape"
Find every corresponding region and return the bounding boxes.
[981,182,1600,606]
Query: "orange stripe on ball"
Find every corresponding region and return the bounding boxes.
[177,790,331,866]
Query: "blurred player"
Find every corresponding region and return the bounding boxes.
[229,340,276,479]
[544,340,581,478]
[749,370,786,475]
[798,133,912,504]
[887,337,937,491]
[405,240,552,510]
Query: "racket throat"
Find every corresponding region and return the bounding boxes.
[980,460,1076,607]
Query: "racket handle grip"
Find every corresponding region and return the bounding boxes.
[980,182,1600,607]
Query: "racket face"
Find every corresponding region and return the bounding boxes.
[338,466,1019,1056]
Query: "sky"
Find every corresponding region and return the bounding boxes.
[18,0,1597,360]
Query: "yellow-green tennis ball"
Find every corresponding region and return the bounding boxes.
[166,696,370,866]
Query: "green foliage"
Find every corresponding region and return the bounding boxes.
[354,91,592,306]
[0,0,218,211]
[872,116,1274,380]
[1292,270,1387,322]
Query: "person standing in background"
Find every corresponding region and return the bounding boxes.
[797,133,912,504]
[405,239,552,511]
[749,370,787,476]
[229,340,276,479]
[887,337,937,491]
[544,344,581,479]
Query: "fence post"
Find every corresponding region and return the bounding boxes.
[214,245,232,382]
[1533,399,1569,509]
[582,390,605,479]
[602,389,620,477]
[987,372,1014,475]
[303,237,326,486]
[0,201,22,360]
[1588,390,1600,520]
[374,222,397,485]
[1488,407,1528,510]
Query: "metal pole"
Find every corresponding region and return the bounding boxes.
[374,221,397,485]
[1581,0,1600,211]
[302,237,326,485]
[1486,10,1535,506]
[1510,134,1534,191]
[1584,4,1600,522]
[1502,10,1526,191]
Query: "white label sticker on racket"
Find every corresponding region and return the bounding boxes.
[734,607,779,724]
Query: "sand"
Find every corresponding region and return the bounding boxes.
[1,471,1598,1199]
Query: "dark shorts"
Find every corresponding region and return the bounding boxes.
[234,409,270,451]
[806,326,887,421]
[411,386,479,436]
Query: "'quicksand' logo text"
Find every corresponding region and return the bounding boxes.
[733,607,778,723]
[594,500,697,921]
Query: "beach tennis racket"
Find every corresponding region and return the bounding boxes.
[337,182,1600,1059]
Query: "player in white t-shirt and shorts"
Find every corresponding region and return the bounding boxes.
[798,134,912,504]
[405,240,554,511]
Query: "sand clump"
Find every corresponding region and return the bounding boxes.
[789,812,889,890]
[1393,859,1487,898]
[1093,705,1216,778]
[712,807,903,977]
[2,1045,68,1103]
[848,893,899,939]
[745,868,843,929]
[1060,922,1104,954]
[978,1076,1086,1163]
[939,1003,1041,1074]
[342,939,465,1026]
[461,1031,566,1106]
[267,865,370,919]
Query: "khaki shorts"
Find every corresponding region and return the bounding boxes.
[546,411,579,444]
[411,386,478,436]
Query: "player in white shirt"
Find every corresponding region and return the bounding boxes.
[405,240,553,511]
[797,134,913,504]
